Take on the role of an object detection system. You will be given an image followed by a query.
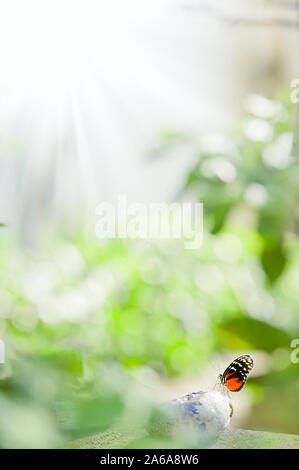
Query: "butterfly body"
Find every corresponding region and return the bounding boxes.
[219,355,253,392]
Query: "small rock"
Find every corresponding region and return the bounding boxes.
[148,391,232,443]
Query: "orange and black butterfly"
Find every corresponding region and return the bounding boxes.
[219,355,254,392]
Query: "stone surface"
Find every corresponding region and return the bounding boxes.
[71,428,299,449]
[213,429,299,449]
[148,391,232,437]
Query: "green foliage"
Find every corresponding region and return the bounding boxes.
[0,93,298,447]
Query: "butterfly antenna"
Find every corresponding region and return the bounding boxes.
[206,356,222,392]
[206,357,219,374]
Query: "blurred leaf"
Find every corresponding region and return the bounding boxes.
[68,395,124,439]
[261,239,287,283]
[217,317,291,352]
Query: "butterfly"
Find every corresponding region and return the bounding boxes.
[219,355,254,392]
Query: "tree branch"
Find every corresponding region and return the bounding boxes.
[183,2,299,29]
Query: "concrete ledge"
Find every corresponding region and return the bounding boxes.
[71,428,299,449]
[213,429,299,449]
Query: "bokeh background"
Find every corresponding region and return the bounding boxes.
[0,0,298,448]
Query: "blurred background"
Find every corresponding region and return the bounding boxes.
[0,0,299,448]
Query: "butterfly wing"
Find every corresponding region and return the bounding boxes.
[222,355,254,392]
